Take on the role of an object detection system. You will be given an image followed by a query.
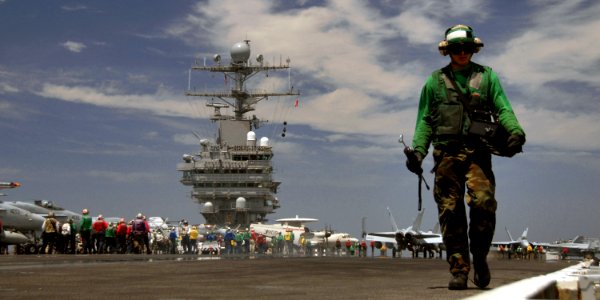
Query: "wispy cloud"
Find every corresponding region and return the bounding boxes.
[61,5,88,12]
[36,0,600,154]
[0,82,19,94]
[165,0,599,153]
[489,1,600,91]
[62,41,87,53]
[36,84,194,118]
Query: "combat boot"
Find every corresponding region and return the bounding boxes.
[448,273,468,290]
[447,253,470,290]
[473,255,491,288]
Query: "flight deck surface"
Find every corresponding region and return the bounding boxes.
[0,255,576,299]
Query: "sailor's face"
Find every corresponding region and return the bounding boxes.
[450,52,472,69]
[448,43,474,69]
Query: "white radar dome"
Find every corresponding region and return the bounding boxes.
[204,202,214,213]
[231,42,250,63]
[260,137,270,147]
[235,197,246,209]
[246,131,256,141]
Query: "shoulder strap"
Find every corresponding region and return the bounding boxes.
[441,66,472,113]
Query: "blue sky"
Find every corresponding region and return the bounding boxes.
[1,0,599,243]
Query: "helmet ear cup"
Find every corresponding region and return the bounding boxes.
[438,40,449,56]
[473,37,484,53]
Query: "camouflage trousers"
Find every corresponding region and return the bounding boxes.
[432,146,497,275]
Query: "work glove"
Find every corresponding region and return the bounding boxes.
[405,149,424,175]
[505,134,526,157]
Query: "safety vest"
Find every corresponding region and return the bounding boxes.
[284,231,292,241]
[431,64,491,138]
[133,219,146,233]
[44,219,57,233]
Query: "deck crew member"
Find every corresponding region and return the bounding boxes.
[406,25,525,290]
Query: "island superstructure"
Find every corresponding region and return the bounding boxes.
[177,40,299,227]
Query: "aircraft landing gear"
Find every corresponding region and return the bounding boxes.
[24,243,39,255]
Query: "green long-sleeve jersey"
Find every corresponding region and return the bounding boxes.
[411,62,525,156]
[79,215,92,231]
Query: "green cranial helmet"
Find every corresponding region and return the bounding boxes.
[445,24,475,44]
[438,24,484,56]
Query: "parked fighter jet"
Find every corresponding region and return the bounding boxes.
[0,200,46,252]
[544,236,599,259]
[0,181,32,246]
[7,200,82,226]
[0,201,46,232]
[491,227,531,249]
[366,208,443,257]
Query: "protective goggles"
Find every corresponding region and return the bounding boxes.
[447,43,476,55]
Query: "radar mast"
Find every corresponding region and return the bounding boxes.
[178,40,299,227]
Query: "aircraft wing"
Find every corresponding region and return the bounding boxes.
[422,235,443,245]
[365,232,397,245]
[545,243,591,251]
[491,240,531,247]
[413,232,443,239]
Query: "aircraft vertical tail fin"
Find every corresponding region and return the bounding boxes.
[506,227,515,242]
[386,207,399,232]
[520,228,529,241]
[412,209,425,232]
[572,235,584,243]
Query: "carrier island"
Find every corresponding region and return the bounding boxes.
[177,41,299,227]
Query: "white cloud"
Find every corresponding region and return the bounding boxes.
[162,0,492,143]
[516,104,600,151]
[36,84,198,119]
[488,1,600,90]
[61,5,88,12]
[62,41,87,53]
[37,0,600,154]
[0,82,19,94]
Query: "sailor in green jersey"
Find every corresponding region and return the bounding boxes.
[79,208,93,254]
[406,25,525,290]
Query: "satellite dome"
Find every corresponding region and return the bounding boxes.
[260,137,270,147]
[235,197,246,209]
[204,202,214,213]
[247,131,256,141]
[231,42,250,63]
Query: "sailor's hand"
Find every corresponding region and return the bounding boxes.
[405,150,424,175]
[506,134,526,157]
